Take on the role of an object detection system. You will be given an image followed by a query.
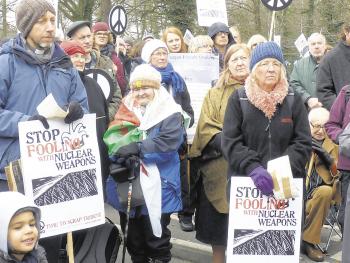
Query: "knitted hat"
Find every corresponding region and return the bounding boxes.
[60,40,86,56]
[16,0,56,38]
[249,41,284,70]
[130,64,161,89]
[141,39,169,63]
[92,22,109,33]
[66,21,91,38]
[208,22,230,38]
[142,33,155,41]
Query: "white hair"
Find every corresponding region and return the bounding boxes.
[308,107,330,124]
[308,33,326,45]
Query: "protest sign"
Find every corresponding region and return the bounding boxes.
[295,33,309,57]
[18,114,105,238]
[168,53,219,142]
[196,0,228,27]
[227,177,303,263]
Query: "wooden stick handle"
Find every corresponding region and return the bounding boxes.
[67,232,74,263]
[306,153,316,190]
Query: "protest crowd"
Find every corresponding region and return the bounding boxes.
[0,0,350,262]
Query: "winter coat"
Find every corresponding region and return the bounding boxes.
[189,79,243,213]
[0,191,47,262]
[0,34,89,180]
[79,71,110,189]
[290,55,319,104]
[316,41,350,110]
[325,85,350,170]
[221,87,311,179]
[88,50,122,120]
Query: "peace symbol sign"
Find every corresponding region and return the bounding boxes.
[108,6,128,35]
[261,0,293,11]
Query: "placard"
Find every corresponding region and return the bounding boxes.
[227,177,303,262]
[18,114,105,238]
[168,53,220,143]
[196,0,228,27]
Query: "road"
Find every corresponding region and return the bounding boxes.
[105,204,342,262]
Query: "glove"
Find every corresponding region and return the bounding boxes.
[249,166,274,196]
[115,142,140,158]
[28,115,49,129]
[208,132,222,152]
[312,138,333,168]
[64,102,84,124]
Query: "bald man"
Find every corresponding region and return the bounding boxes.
[303,107,340,262]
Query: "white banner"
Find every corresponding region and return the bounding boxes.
[18,114,105,238]
[227,177,303,263]
[168,53,220,143]
[196,0,228,27]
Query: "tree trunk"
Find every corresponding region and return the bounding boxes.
[2,0,7,38]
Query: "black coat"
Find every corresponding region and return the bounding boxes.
[79,72,110,189]
[221,88,312,179]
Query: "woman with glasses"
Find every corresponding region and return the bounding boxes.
[222,41,311,198]
[189,44,251,263]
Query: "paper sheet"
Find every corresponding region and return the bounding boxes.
[37,93,68,119]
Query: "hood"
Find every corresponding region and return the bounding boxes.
[207,22,235,46]
[0,192,41,254]
[0,34,72,69]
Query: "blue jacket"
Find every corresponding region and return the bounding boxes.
[106,112,183,214]
[0,35,89,180]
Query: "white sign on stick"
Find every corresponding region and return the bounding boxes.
[227,177,303,263]
[18,114,105,238]
[295,33,309,57]
[168,53,219,143]
[196,0,228,27]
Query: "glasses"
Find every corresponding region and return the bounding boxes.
[199,44,213,49]
[216,32,228,36]
[131,87,152,93]
[310,122,325,130]
[95,32,109,37]
[152,51,168,58]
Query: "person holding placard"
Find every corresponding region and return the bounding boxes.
[0,0,88,192]
[189,44,251,263]
[161,26,188,53]
[222,42,311,200]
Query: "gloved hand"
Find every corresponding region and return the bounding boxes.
[115,142,140,158]
[64,101,84,124]
[249,166,274,196]
[312,138,333,168]
[28,115,49,129]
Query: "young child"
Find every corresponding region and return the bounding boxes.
[0,191,47,262]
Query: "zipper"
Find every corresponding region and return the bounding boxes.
[265,119,272,160]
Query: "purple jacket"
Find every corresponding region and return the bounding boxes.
[325,85,350,170]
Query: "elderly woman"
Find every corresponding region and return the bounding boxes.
[189,44,251,263]
[222,42,311,197]
[247,34,267,50]
[188,35,213,53]
[106,64,184,263]
[161,26,187,53]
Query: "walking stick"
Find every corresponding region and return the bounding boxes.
[121,156,139,263]
[306,153,316,190]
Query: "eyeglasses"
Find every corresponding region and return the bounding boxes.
[199,44,213,49]
[131,87,152,93]
[152,51,168,58]
[216,32,228,36]
[95,32,109,37]
[310,122,325,130]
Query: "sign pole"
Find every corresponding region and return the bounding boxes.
[67,232,75,263]
[269,11,276,41]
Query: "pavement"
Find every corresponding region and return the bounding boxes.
[105,204,343,262]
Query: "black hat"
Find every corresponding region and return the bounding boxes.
[66,21,91,38]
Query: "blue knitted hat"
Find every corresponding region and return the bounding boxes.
[249,41,284,70]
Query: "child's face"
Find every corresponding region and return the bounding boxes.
[8,211,38,259]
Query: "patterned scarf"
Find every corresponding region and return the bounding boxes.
[152,63,185,94]
[245,75,288,120]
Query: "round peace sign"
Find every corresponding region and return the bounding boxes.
[261,0,293,11]
[108,5,127,35]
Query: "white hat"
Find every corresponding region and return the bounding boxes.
[141,39,169,63]
[130,64,162,89]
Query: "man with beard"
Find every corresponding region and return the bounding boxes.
[0,1,88,261]
[290,33,326,109]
